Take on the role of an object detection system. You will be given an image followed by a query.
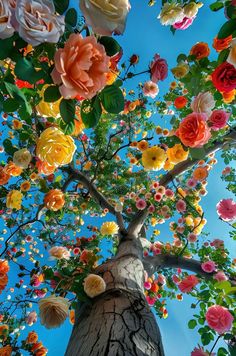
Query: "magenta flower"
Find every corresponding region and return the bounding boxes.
[173,16,195,30]
[201,261,216,273]
[191,346,215,356]
[209,110,230,131]
[216,198,236,221]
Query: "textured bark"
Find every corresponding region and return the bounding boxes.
[65,238,165,356]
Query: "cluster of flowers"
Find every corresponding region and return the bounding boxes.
[0,260,9,295]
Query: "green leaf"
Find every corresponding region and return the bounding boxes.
[3,98,20,113]
[14,58,43,84]
[201,332,212,346]
[114,79,123,87]
[225,5,236,19]
[214,281,232,292]
[4,82,32,115]
[177,54,187,63]
[189,147,206,160]
[0,35,14,60]
[218,48,230,64]
[65,8,77,27]
[218,19,236,39]
[217,347,229,356]
[44,85,61,102]
[59,99,75,123]
[98,36,121,56]
[3,139,17,155]
[53,0,69,14]
[100,84,124,114]
[229,343,236,356]
[81,97,102,128]
[210,2,224,11]
[188,319,197,329]
[59,120,75,135]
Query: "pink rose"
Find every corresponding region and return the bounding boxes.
[26,311,37,326]
[0,0,15,39]
[214,271,228,282]
[51,34,109,99]
[150,54,168,83]
[191,347,215,356]
[178,275,199,293]
[173,16,195,30]
[208,110,230,131]
[216,198,236,221]
[176,199,186,213]
[190,92,215,117]
[206,305,234,334]
[143,81,159,99]
[201,261,216,273]
[13,0,65,46]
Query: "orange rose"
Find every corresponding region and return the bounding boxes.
[0,260,9,274]
[5,161,22,177]
[36,160,55,176]
[222,89,235,104]
[26,331,38,344]
[174,96,188,109]
[137,140,149,151]
[0,345,12,356]
[0,324,8,338]
[213,35,232,52]
[190,42,210,60]
[34,347,48,356]
[44,189,65,211]
[193,167,208,181]
[176,113,211,148]
[72,112,85,136]
[31,342,43,353]
[0,273,8,286]
[0,167,10,185]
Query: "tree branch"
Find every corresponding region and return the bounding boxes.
[127,209,150,236]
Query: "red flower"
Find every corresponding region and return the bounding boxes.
[178,275,199,293]
[174,96,188,109]
[212,62,236,93]
[150,54,168,83]
[15,80,33,89]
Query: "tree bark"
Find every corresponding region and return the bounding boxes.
[65,238,165,356]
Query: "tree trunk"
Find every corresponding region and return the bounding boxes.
[65,238,165,356]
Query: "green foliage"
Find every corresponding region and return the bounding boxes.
[44,85,61,102]
[65,8,78,27]
[218,19,236,39]
[14,58,43,84]
[98,36,121,56]
[100,85,125,114]
[81,97,102,128]
[53,0,69,14]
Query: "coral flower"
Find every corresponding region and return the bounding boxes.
[44,189,65,212]
[178,275,199,293]
[216,198,236,221]
[190,42,210,59]
[206,305,233,334]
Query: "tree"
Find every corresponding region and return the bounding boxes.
[0,1,235,356]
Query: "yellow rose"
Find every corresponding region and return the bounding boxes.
[183,2,203,18]
[13,148,32,169]
[142,146,167,171]
[6,190,23,210]
[171,62,189,79]
[166,144,188,164]
[83,274,106,298]
[36,127,76,167]
[100,221,119,236]
[36,85,61,118]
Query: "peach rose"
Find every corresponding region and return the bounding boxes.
[36,160,55,176]
[48,246,70,260]
[0,167,10,186]
[227,39,236,68]
[190,42,210,59]
[44,189,65,211]
[13,0,65,46]
[13,148,32,169]
[190,92,215,117]
[0,0,14,39]
[79,0,130,36]
[39,295,70,329]
[206,305,234,334]
[5,161,22,177]
[176,113,211,148]
[51,33,110,99]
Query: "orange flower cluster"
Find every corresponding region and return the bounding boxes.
[0,260,9,294]
[25,331,47,355]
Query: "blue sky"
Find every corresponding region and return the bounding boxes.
[1,1,235,355]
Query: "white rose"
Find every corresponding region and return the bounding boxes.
[79,0,131,36]
[13,0,65,46]
[13,148,32,169]
[158,3,184,26]
[0,0,15,39]
[84,274,106,298]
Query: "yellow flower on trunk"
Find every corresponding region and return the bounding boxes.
[166,144,188,164]
[6,190,23,210]
[142,146,167,170]
[83,274,106,298]
[100,221,119,236]
[36,127,76,167]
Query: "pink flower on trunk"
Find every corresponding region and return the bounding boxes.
[136,199,147,210]
[209,110,230,131]
[173,16,195,30]
[201,261,216,273]
[206,305,234,334]
[146,295,157,306]
[150,54,168,83]
[178,275,199,293]
[176,199,186,213]
[214,271,228,282]
[216,198,236,221]
[143,81,159,99]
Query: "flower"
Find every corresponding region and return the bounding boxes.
[159,3,184,26]
[0,0,14,39]
[36,127,76,167]
[173,16,195,30]
[150,54,168,83]
[208,110,230,131]
[178,275,199,293]
[13,0,65,46]
[174,96,188,109]
[166,144,188,164]
[222,89,235,103]
[191,347,213,356]
[190,42,210,59]
[44,189,65,211]
[176,113,211,148]
[51,34,109,99]
[20,181,31,192]
[213,271,228,282]
[171,62,189,78]
[100,221,119,236]
[206,305,234,334]
[5,161,22,177]
[48,246,70,260]
[36,85,61,117]
[216,198,236,221]
[79,0,130,36]
[227,39,236,67]
[136,199,147,210]
[0,167,10,186]
[0,260,9,274]
[0,345,12,356]
[13,148,32,169]
[183,2,203,18]
[137,140,149,151]
[190,92,215,117]
[201,261,216,273]
[212,62,236,93]
[176,199,186,213]
[213,35,232,52]
[12,119,23,130]
[26,311,37,326]
[83,274,106,298]
[143,81,159,98]
[193,167,208,181]
[36,160,55,176]
[142,146,167,170]
[26,331,38,344]
[39,295,70,329]
[6,190,23,210]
